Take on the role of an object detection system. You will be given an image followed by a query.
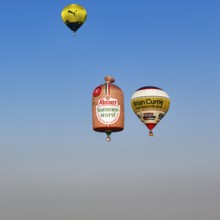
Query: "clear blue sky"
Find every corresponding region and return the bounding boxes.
[0,1,220,219]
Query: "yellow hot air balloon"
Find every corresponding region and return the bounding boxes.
[61,4,87,35]
[131,86,170,136]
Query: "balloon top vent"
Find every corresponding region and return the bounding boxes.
[105,76,115,84]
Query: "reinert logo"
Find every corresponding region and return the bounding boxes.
[98,99,118,105]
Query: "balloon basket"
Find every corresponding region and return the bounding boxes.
[106,131,112,141]
[149,131,153,136]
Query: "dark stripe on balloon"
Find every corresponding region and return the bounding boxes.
[137,86,162,91]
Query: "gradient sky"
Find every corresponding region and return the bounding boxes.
[0,1,220,219]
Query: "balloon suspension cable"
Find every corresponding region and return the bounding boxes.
[149,130,153,136]
[106,131,112,141]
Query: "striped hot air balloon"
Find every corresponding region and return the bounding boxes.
[131,86,170,136]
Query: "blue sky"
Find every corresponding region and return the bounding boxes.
[0,1,220,219]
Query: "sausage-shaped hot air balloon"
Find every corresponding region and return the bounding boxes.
[61,4,87,35]
[92,76,124,141]
[131,86,170,136]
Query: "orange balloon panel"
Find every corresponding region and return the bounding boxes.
[92,76,124,141]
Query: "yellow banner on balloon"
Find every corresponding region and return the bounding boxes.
[131,97,170,113]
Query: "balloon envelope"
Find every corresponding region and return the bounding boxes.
[61,4,87,33]
[92,76,124,141]
[131,86,170,136]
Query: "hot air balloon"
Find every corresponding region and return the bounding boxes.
[92,76,124,141]
[61,4,87,35]
[131,86,170,136]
